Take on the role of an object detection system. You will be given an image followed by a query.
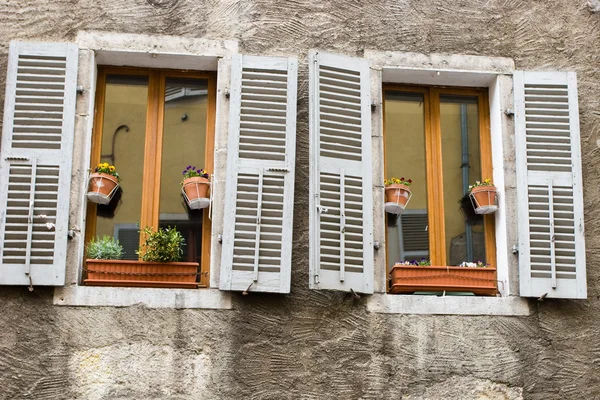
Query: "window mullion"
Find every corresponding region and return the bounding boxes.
[478,93,497,269]
[139,71,163,241]
[426,89,447,266]
[84,69,107,252]
[199,74,217,287]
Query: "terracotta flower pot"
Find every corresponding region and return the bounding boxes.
[389,264,497,296]
[385,184,411,206]
[182,177,210,200]
[84,259,199,289]
[87,173,119,205]
[469,186,498,214]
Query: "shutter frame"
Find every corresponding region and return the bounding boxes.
[308,50,374,294]
[0,41,78,286]
[514,70,586,299]
[219,54,297,293]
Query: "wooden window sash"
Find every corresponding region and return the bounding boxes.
[85,67,216,288]
[382,84,496,274]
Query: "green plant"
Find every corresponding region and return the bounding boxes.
[86,236,123,260]
[468,178,493,192]
[94,162,120,181]
[181,165,210,185]
[137,226,184,262]
[384,177,412,186]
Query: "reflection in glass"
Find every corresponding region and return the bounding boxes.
[439,95,485,265]
[384,91,429,271]
[158,77,209,264]
[95,75,149,260]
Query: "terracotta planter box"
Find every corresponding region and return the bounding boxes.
[390,264,497,296]
[85,260,199,289]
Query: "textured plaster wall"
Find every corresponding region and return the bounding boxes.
[1,1,600,399]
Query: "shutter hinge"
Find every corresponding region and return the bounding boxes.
[504,108,514,117]
[314,274,320,284]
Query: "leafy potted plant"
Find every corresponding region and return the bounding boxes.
[87,162,121,205]
[389,259,497,296]
[84,227,199,289]
[384,177,412,214]
[181,165,210,210]
[85,235,123,260]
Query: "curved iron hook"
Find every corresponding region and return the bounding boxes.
[100,124,129,165]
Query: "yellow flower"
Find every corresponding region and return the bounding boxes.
[109,166,115,172]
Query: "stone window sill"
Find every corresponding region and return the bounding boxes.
[367,294,532,316]
[54,286,232,309]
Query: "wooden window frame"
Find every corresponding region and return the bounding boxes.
[85,66,217,288]
[382,84,496,271]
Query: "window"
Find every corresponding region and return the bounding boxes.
[84,67,216,288]
[383,85,496,292]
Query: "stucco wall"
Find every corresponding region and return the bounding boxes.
[1,1,599,399]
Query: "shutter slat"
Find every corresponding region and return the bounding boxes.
[220,54,297,293]
[515,71,586,299]
[309,51,373,294]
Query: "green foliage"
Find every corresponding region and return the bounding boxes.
[137,226,184,262]
[86,236,123,260]
[384,177,412,186]
[468,178,494,192]
[181,165,210,186]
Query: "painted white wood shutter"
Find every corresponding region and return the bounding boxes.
[308,51,374,294]
[219,54,298,293]
[514,71,586,299]
[0,41,78,286]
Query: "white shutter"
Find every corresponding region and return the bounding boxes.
[0,41,78,286]
[219,54,298,293]
[308,51,374,294]
[514,71,586,299]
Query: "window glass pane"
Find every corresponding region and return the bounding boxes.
[95,75,149,260]
[384,91,429,270]
[158,77,209,264]
[439,95,485,265]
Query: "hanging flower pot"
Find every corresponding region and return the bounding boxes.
[87,163,120,205]
[468,178,498,215]
[181,166,211,210]
[384,177,412,215]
